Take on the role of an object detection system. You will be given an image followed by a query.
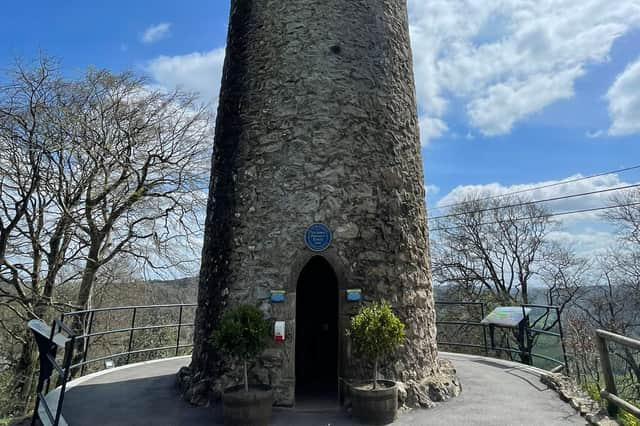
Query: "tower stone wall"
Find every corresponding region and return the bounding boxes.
[183,0,458,407]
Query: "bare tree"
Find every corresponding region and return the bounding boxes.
[570,257,640,401]
[605,189,640,246]
[430,195,584,364]
[431,195,580,304]
[54,69,211,312]
[0,58,211,416]
[0,58,81,413]
[561,192,640,403]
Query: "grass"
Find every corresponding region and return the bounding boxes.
[582,382,640,426]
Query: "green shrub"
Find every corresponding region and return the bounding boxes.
[212,305,270,392]
[581,381,639,426]
[618,410,640,426]
[582,382,602,402]
[348,300,405,389]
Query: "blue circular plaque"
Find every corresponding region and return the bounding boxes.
[304,223,332,252]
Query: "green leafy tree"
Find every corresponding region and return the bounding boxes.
[349,301,405,389]
[212,305,270,392]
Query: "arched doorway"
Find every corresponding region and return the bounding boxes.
[295,256,339,405]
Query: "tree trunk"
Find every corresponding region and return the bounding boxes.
[373,358,378,390]
[69,247,101,376]
[8,339,37,416]
[243,361,248,393]
[76,249,100,312]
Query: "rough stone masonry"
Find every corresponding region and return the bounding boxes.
[179,0,461,407]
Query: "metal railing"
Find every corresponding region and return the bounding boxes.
[29,319,77,426]
[53,301,568,379]
[435,301,569,372]
[28,300,572,425]
[595,329,640,419]
[60,303,196,376]
[50,301,569,381]
[435,301,489,355]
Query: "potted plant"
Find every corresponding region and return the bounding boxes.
[212,304,272,426]
[348,300,405,425]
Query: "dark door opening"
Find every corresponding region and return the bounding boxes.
[295,256,339,406]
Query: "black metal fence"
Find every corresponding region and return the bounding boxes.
[435,301,569,372]
[61,303,197,375]
[31,300,572,425]
[54,301,569,378]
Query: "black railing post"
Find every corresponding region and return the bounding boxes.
[481,303,488,356]
[518,319,527,365]
[54,326,74,426]
[556,307,570,374]
[521,305,531,366]
[80,311,95,376]
[126,308,137,364]
[176,305,183,357]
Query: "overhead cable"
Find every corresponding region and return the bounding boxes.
[430,201,640,232]
[428,183,640,221]
[429,164,640,212]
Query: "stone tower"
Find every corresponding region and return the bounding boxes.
[182,0,457,407]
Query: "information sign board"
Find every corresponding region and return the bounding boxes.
[481,306,532,328]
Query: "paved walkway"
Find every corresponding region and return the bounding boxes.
[60,353,585,426]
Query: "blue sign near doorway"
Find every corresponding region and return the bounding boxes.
[304,223,332,252]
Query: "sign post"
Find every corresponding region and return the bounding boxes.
[481,307,532,365]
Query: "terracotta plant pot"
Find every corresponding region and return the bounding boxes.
[222,384,273,426]
[351,380,398,425]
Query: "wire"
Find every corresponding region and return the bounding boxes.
[429,201,640,232]
[428,164,640,212]
[428,183,640,221]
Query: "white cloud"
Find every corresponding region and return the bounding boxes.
[586,130,605,138]
[606,56,640,135]
[426,184,440,197]
[141,23,172,44]
[143,2,640,138]
[432,173,640,255]
[146,48,226,106]
[408,0,640,137]
[419,116,448,146]
[467,67,582,135]
[547,229,614,255]
[435,173,638,220]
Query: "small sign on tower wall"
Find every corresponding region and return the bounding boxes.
[270,290,285,303]
[274,321,286,342]
[346,289,362,302]
[304,223,332,252]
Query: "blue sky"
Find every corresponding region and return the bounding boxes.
[2,0,640,255]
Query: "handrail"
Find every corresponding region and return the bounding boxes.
[434,301,568,371]
[81,323,196,339]
[59,304,197,376]
[595,329,640,419]
[59,302,566,377]
[433,301,485,306]
[61,303,197,317]
[596,329,640,351]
